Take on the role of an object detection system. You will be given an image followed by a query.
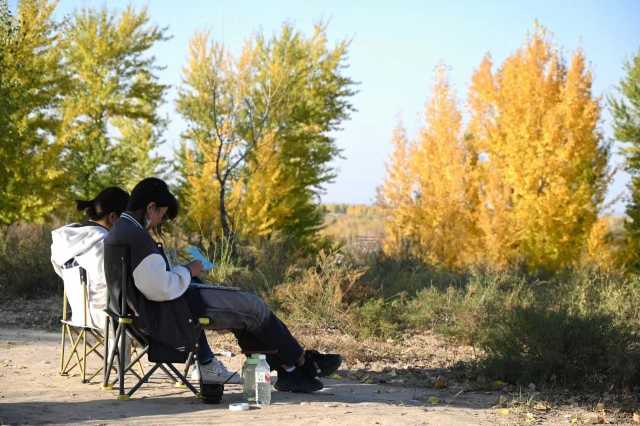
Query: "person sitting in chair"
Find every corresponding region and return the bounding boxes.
[51,186,235,385]
[104,177,341,393]
[51,187,131,329]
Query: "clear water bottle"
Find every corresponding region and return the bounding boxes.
[242,355,258,402]
[255,354,271,406]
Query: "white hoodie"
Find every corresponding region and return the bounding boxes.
[51,222,109,329]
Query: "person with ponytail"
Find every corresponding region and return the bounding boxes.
[51,187,130,329]
[105,177,342,393]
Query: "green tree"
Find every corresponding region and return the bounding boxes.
[177,23,355,249]
[58,5,168,200]
[0,0,65,225]
[610,48,640,271]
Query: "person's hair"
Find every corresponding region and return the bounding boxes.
[76,187,130,221]
[127,177,179,220]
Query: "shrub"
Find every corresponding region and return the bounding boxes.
[395,266,640,388]
[357,251,468,299]
[351,297,403,339]
[479,306,640,386]
[0,223,60,298]
[273,250,366,331]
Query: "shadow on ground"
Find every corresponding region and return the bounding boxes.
[0,375,498,425]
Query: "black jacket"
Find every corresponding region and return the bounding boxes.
[103,213,200,354]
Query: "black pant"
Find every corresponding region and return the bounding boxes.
[184,284,303,367]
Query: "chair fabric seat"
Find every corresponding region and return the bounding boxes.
[60,319,101,331]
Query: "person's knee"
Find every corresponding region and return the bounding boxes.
[246,293,270,330]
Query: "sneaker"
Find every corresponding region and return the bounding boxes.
[274,367,324,393]
[191,358,243,385]
[303,350,342,377]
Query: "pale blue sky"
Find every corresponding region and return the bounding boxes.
[11,1,640,213]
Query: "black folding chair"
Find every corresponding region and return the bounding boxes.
[102,244,223,402]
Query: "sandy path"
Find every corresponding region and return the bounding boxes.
[0,328,507,425]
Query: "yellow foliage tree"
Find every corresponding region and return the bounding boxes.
[581,216,624,273]
[234,131,294,238]
[467,26,609,271]
[410,66,477,268]
[379,122,416,255]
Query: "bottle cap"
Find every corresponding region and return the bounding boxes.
[258,354,266,360]
[245,358,258,365]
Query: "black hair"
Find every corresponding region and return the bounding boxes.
[76,187,130,221]
[127,177,179,220]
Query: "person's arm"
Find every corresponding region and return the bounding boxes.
[132,253,192,302]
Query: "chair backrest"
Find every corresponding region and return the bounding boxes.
[61,265,93,328]
[103,243,136,319]
[103,243,196,363]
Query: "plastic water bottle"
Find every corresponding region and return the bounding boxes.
[242,355,258,402]
[255,354,271,406]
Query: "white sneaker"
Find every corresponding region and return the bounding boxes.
[191,358,243,385]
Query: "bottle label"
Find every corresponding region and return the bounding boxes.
[255,371,271,384]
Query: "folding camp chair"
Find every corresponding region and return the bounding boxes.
[58,264,108,383]
[102,244,224,403]
[59,263,144,383]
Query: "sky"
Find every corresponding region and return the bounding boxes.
[11,0,640,213]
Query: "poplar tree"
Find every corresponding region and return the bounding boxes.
[57,5,168,200]
[468,27,609,271]
[177,23,355,249]
[610,49,640,271]
[0,0,65,224]
[379,122,416,255]
[410,67,476,268]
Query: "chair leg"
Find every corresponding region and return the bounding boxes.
[183,351,195,378]
[82,328,87,383]
[126,363,161,398]
[165,363,199,396]
[131,343,146,376]
[104,331,120,387]
[102,317,110,388]
[66,338,102,374]
[61,327,83,375]
[158,364,178,383]
[111,346,147,386]
[118,324,127,399]
[104,323,123,392]
[59,324,67,376]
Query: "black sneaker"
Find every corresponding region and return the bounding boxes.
[303,350,342,377]
[274,367,324,393]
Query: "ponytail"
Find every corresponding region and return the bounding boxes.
[76,187,130,221]
[76,199,99,220]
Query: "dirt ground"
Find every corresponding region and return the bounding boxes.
[0,297,636,425]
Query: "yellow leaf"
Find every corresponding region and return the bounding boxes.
[496,408,510,416]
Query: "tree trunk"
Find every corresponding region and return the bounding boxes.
[219,182,231,240]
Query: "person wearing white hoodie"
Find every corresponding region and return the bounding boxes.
[51,187,130,330]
